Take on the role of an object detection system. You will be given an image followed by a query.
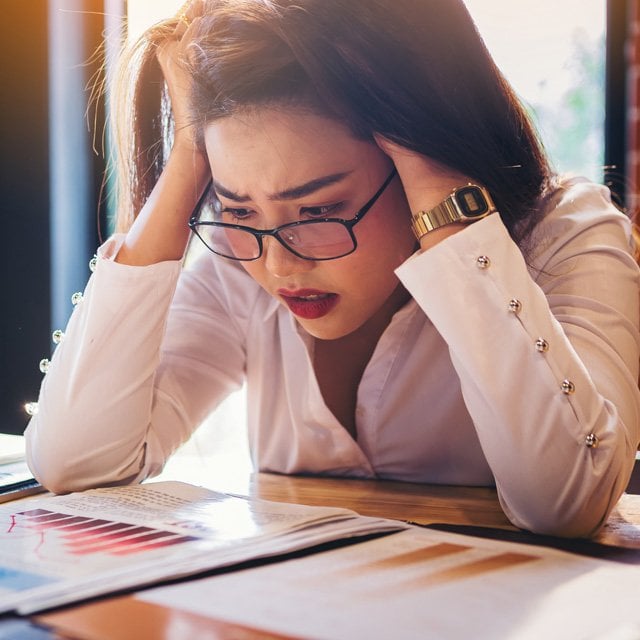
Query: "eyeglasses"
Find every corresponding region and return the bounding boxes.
[188,169,397,261]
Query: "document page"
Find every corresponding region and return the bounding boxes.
[0,434,27,465]
[0,435,43,503]
[0,461,44,504]
[140,526,640,640]
[0,480,404,614]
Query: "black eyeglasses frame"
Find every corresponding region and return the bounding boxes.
[188,168,398,262]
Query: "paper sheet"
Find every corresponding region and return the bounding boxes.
[0,481,404,614]
[0,434,26,465]
[140,526,640,640]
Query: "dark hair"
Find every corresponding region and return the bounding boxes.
[115,0,552,245]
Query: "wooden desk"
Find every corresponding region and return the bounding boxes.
[251,473,514,528]
[28,473,640,639]
[250,473,640,550]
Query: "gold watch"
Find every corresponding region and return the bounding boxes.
[411,184,497,239]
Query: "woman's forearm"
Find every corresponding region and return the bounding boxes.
[116,144,210,266]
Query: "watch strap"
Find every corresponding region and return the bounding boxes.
[411,184,496,239]
[411,198,463,238]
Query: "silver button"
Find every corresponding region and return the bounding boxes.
[24,402,39,416]
[561,379,575,395]
[585,433,599,448]
[476,256,491,269]
[535,338,549,353]
[508,299,522,314]
[39,358,50,374]
[52,329,65,345]
[89,255,98,272]
[71,291,83,306]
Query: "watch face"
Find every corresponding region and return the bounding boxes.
[454,186,489,218]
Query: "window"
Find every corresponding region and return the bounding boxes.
[464,0,606,183]
[127,0,183,42]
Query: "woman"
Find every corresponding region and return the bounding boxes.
[25,0,640,537]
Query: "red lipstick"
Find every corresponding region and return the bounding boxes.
[278,288,339,320]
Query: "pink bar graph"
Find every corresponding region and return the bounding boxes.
[10,509,201,557]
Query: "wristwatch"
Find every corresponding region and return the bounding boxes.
[411,184,497,239]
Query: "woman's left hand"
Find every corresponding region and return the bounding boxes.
[375,135,469,249]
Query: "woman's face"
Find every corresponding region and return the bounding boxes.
[203,108,416,341]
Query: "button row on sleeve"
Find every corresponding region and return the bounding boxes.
[23,255,96,417]
[498,254,598,449]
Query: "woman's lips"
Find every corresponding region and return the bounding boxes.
[278,288,339,320]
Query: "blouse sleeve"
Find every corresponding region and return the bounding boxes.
[25,236,248,493]
[395,180,640,537]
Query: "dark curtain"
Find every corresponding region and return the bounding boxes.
[0,1,123,435]
[627,0,640,211]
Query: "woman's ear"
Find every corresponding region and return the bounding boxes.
[373,133,404,159]
[373,134,433,174]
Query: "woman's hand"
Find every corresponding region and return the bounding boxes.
[115,1,211,266]
[375,135,469,249]
[156,0,206,153]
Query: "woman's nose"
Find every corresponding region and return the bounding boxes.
[262,236,314,278]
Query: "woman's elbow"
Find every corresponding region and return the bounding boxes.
[26,427,147,494]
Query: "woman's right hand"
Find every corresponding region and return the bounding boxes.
[115,0,211,266]
[157,0,206,153]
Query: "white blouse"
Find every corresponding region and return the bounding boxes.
[26,178,640,536]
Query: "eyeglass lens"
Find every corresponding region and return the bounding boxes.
[196,221,355,260]
[191,168,396,261]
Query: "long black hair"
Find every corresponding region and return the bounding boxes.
[115,0,552,245]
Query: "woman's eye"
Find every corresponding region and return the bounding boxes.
[221,207,253,222]
[302,203,344,218]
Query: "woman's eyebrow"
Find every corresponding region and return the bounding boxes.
[212,171,353,202]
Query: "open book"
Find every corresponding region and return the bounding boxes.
[0,480,405,615]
